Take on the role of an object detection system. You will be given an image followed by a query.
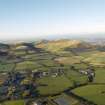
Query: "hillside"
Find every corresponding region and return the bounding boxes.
[84,52,105,66]
[36,39,82,53]
[36,39,95,54]
[37,39,105,67]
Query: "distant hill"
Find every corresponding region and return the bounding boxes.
[1,39,105,67]
[36,39,95,54]
[9,42,43,53]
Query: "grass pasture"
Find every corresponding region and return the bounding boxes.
[55,56,83,65]
[15,61,41,71]
[72,85,105,105]
[73,63,88,69]
[65,70,88,85]
[36,69,88,96]
[83,52,105,66]
[94,69,105,83]
[2,100,24,105]
[38,59,59,67]
[36,75,73,95]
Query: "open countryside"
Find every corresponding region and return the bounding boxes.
[0,39,105,105]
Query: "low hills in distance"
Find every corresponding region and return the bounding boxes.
[0,39,105,67]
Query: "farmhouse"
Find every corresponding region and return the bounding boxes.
[33,71,43,78]
[32,68,64,79]
[79,68,95,76]
[42,71,49,76]
[79,70,88,75]
[87,69,95,77]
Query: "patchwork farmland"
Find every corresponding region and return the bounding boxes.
[0,40,105,105]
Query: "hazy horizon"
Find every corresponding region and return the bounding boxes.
[0,33,105,43]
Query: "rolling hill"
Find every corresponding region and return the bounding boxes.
[36,39,105,67]
[36,39,95,54]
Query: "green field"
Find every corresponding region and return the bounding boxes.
[65,70,88,85]
[83,52,105,66]
[36,69,88,95]
[2,100,24,105]
[15,61,41,70]
[94,69,105,83]
[55,56,83,65]
[73,63,88,69]
[36,75,73,95]
[72,85,105,105]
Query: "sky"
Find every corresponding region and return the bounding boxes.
[0,0,105,40]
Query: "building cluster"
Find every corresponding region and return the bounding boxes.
[79,68,95,82]
[32,68,64,78]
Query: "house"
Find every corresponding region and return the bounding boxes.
[25,100,46,105]
[79,68,95,77]
[87,69,95,77]
[79,70,88,75]
[32,68,65,79]
[52,73,58,77]
[42,72,49,76]
[58,69,64,75]
[49,69,58,77]
[33,71,43,78]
